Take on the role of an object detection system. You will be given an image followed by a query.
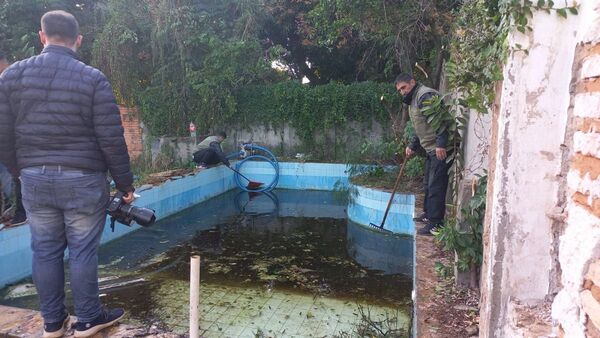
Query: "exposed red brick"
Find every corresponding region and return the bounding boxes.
[572,154,600,180]
[118,106,142,159]
[589,261,600,287]
[573,192,590,206]
[585,279,594,290]
[582,118,600,133]
[593,284,600,303]
[576,78,600,93]
[581,290,600,331]
[580,42,600,58]
[560,324,567,338]
[587,319,600,338]
[573,192,600,219]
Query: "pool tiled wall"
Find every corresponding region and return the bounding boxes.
[0,162,414,288]
[347,185,415,235]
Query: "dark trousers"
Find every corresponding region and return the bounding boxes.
[1,176,25,216]
[193,148,220,166]
[423,151,452,224]
[14,177,24,214]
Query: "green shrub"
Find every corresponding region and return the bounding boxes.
[405,157,425,178]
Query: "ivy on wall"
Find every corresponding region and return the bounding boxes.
[234,81,398,146]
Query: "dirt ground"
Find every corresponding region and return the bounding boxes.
[416,234,480,337]
[414,192,480,338]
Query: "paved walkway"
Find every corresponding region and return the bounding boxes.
[0,305,178,338]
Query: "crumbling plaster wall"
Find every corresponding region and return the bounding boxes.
[479,3,580,337]
[463,111,491,179]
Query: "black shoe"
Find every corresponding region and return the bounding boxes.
[417,222,442,236]
[8,209,27,226]
[43,312,70,338]
[73,308,125,337]
[413,212,429,223]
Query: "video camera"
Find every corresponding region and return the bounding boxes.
[107,191,156,232]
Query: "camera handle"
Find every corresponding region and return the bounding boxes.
[110,216,117,232]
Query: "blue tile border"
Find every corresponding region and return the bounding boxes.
[347,185,416,235]
[0,162,414,288]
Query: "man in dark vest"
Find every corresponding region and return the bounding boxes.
[0,10,133,337]
[395,73,452,235]
[192,131,231,169]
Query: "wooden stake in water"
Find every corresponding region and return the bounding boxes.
[189,255,201,338]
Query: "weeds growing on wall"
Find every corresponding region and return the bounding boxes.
[435,173,487,287]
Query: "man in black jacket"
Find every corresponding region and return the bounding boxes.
[0,11,133,338]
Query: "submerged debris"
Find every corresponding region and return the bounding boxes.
[4,283,37,299]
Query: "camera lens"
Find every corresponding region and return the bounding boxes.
[130,207,156,226]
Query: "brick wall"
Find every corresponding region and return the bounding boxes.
[119,106,143,159]
[582,261,600,336]
[572,42,600,336]
[557,33,600,337]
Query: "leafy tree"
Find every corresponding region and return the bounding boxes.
[0,0,103,62]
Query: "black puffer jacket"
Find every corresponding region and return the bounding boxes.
[0,45,134,192]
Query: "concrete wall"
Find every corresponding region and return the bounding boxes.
[147,120,387,164]
[479,2,580,336]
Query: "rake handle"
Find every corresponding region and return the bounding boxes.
[228,166,254,183]
[380,155,409,228]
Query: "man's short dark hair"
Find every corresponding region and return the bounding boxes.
[217,131,227,139]
[394,73,414,85]
[41,10,79,44]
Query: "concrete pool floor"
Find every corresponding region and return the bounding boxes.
[0,282,407,338]
[153,281,408,337]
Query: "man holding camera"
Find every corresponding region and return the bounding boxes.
[0,10,134,338]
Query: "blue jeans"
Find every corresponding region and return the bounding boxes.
[20,166,109,323]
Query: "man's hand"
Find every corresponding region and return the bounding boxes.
[405,147,415,158]
[122,191,135,204]
[435,147,447,161]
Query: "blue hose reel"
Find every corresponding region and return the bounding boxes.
[228,144,279,192]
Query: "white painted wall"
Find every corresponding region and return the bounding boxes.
[480,3,580,337]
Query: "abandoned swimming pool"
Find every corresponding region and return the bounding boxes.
[0,163,416,337]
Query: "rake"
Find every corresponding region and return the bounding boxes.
[229,166,264,190]
[368,155,409,232]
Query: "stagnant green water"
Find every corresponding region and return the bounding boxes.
[1,190,414,337]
